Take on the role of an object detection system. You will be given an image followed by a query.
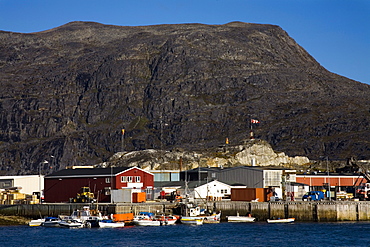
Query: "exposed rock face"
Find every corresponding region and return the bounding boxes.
[101,139,309,170]
[0,21,369,175]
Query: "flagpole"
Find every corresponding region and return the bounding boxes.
[121,128,125,152]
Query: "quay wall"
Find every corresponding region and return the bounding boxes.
[213,201,370,222]
[2,201,370,222]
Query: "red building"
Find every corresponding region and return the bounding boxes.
[44,166,154,203]
[296,174,366,188]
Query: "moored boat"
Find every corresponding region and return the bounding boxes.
[267,218,295,223]
[227,212,255,223]
[180,216,203,225]
[227,215,256,222]
[132,212,161,226]
[58,206,101,228]
[59,219,84,228]
[41,217,60,227]
[28,218,45,227]
[202,212,221,224]
[98,219,125,228]
[154,215,178,225]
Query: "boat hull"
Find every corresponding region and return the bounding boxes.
[180,217,203,225]
[28,219,45,227]
[203,213,221,224]
[227,216,256,222]
[133,220,161,226]
[99,222,125,228]
[267,218,295,223]
[59,220,84,228]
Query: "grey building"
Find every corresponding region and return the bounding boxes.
[180,166,296,189]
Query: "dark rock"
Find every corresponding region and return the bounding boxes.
[0,21,369,175]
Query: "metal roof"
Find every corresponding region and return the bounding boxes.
[155,179,246,189]
[45,167,131,178]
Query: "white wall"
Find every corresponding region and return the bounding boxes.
[194,181,231,199]
[0,175,43,195]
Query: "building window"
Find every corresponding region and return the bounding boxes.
[105,187,111,195]
[121,176,127,182]
[135,176,140,182]
[127,176,133,182]
[106,177,111,184]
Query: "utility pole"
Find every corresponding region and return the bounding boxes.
[121,128,125,152]
[327,157,331,201]
[39,160,48,203]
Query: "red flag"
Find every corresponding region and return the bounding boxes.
[251,119,260,124]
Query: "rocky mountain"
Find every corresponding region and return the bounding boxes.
[1,21,369,175]
[101,139,310,171]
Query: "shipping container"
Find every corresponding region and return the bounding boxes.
[113,213,134,222]
[132,192,146,203]
[231,188,271,202]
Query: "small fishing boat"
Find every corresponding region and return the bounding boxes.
[59,219,84,228]
[41,217,60,227]
[180,216,203,225]
[28,218,45,227]
[132,212,161,226]
[202,212,221,224]
[98,219,125,228]
[227,212,255,223]
[267,218,295,223]
[154,215,178,225]
[58,206,101,228]
[227,215,256,222]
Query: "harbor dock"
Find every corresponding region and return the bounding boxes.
[2,201,370,222]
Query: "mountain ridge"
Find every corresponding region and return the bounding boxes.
[0,21,369,175]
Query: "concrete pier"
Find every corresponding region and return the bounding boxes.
[2,201,370,222]
[214,201,370,222]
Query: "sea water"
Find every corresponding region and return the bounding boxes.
[1,222,370,247]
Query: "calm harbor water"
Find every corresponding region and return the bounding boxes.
[1,222,370,247]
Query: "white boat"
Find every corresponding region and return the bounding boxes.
[59,219,84,228]
[180,216,203,225]
[98,219,125,228]
[227,215,256,222]
[41,217,60,227]
[154,215,178,225]
[227,212,255,223]
[132,212,161,226]
[28,218,45,227]
[58,206,101,228]
[267,218,295,223]
[202,212,221,224]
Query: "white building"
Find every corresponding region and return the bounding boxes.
[0,175,43,196]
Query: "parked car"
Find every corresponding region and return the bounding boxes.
[302,191,325,201]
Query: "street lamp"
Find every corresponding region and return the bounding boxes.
[110,165,115,204]
[39,160,48,203]
[326,157,331,201]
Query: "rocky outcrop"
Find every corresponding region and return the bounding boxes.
[0,21,369,175]
[100,139,309,170]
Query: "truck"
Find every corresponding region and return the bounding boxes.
[69,187,95,203]
[302,191,325,201]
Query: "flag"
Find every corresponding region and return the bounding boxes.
[251,119,260,124]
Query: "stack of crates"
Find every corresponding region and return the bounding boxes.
[0,188,28,204]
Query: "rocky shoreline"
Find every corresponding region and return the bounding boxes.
[0,215,30,226]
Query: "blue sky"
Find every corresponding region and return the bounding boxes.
[1,0,369,84]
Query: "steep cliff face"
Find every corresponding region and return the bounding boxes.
[0,22,369,175]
